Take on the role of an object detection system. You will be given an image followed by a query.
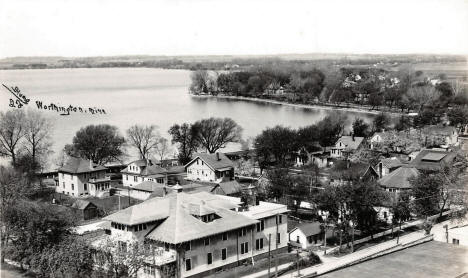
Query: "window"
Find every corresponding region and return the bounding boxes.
[185,241,191,251]
[277,233,281,244]
[84,183,87,191]
[238,228,247,237]
[453,238,460,245]
[308,236,313,244]
[296,236,300,244]
[62,182,65,188]
[125,175,128,181]
[276,215,283,224]
[185,259,191,271]
[157,178,164,184]
[197,160,199,165]
[207,253,212,265]
[204,237,210,246]
[240,242,249,254]
[118,241,127,252]
[134,176,138,182]
[71,184,74,190]
[255,238,264,250]
[222,232,228,241]
[222,248,227,260]
[256,220,265,232]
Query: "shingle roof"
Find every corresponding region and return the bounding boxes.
[214,180,243,195]
[59,157,107,174]
[104,191,256,244]
[409,149,457,171]
[379,157,402,169]
[335,136,365,151]
[292,222,322,236]
[71,200,95,210]
[423,125,457,136]
[378,166,419,189]
[185,153,234,171]
[133,181,163,192]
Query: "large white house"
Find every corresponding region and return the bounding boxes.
[97,190,288,278]
[57,157,109,198]
[121,159,167,187]
[185,153,234,183]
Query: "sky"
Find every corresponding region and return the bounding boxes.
[0,0,467,58]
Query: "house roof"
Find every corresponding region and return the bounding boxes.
[59,157,107,174]
[185,153,234,171]
[71,200,96,210]
[212,180,243,196]
[409,149,457,171]
[378,166,419,189]
[379,157,402,169]
[335,136,365,151]
[145,192,256,244]
[291,222,322,237]
[132,181,163,192]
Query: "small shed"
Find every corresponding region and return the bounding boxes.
[71,200,98,220]
[289,222,323,250]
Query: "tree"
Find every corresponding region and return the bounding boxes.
[168,123,199,164]
[394,115,412,131]
[155,137,172,161]
[95,238,152,278]
[193,117,242,153]
[410,172,445,218]
[23,110,53,166]
[352,118,370,137]
[66,124,126,164]
[264,168,291,201]
[372,112,389,132]
[407,86,441,112]
[189,70,213,94]
[447,106,468,132]
[315,114,345,147]
[0,110,26,166]
[126,125,161,160]
[368,93,384,109]
[255,126,297,168]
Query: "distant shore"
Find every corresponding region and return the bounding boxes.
[192,94,406,116]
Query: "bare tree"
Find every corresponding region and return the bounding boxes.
[193,117,243,153]
[126,125,161,160]
[154,137,172,161]
[23,110,53,164]
[407,86,441,112]
[0,110,26,166]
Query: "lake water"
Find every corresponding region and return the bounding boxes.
[0,68,378,162]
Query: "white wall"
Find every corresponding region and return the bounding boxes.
[186,158,217,182]
[56,170,106,197]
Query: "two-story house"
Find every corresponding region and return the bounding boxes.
[121,159,167,187]
[185,153,234,183]
[330,136,365,158]
[97,189,288,278]
[57,157,108,197]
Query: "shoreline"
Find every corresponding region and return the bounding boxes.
[192,94,405,116]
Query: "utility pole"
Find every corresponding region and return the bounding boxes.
[268,233,271,278]
[296,248,300,277]
[275,216,279,278]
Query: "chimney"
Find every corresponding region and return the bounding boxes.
[89,159,93,169]
[216,152,220,161]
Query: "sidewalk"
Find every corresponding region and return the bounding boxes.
[243,230,428,278]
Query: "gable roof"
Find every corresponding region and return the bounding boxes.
[212,180,243,196]
[335,136,365,151]
[378,166,419,189]
[104,191,256,244]
[71,200,96,210]
[409,149,457,171]
[59,157,107,174]
[379,157,402,169]
[185,153,234,171]
[291,222,322,237]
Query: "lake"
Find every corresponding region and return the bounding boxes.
[0,68,379,162]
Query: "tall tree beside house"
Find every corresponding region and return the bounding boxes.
[372,112,390,133]
[315,114,345,147]
[23,110,53,167]
[168,123,200,164]
[0,110,26,166]
[193,117,242,153]
[126,124,161,160]
[255,125,298,169]
[352,117,370,137]
[65,124,126,164]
